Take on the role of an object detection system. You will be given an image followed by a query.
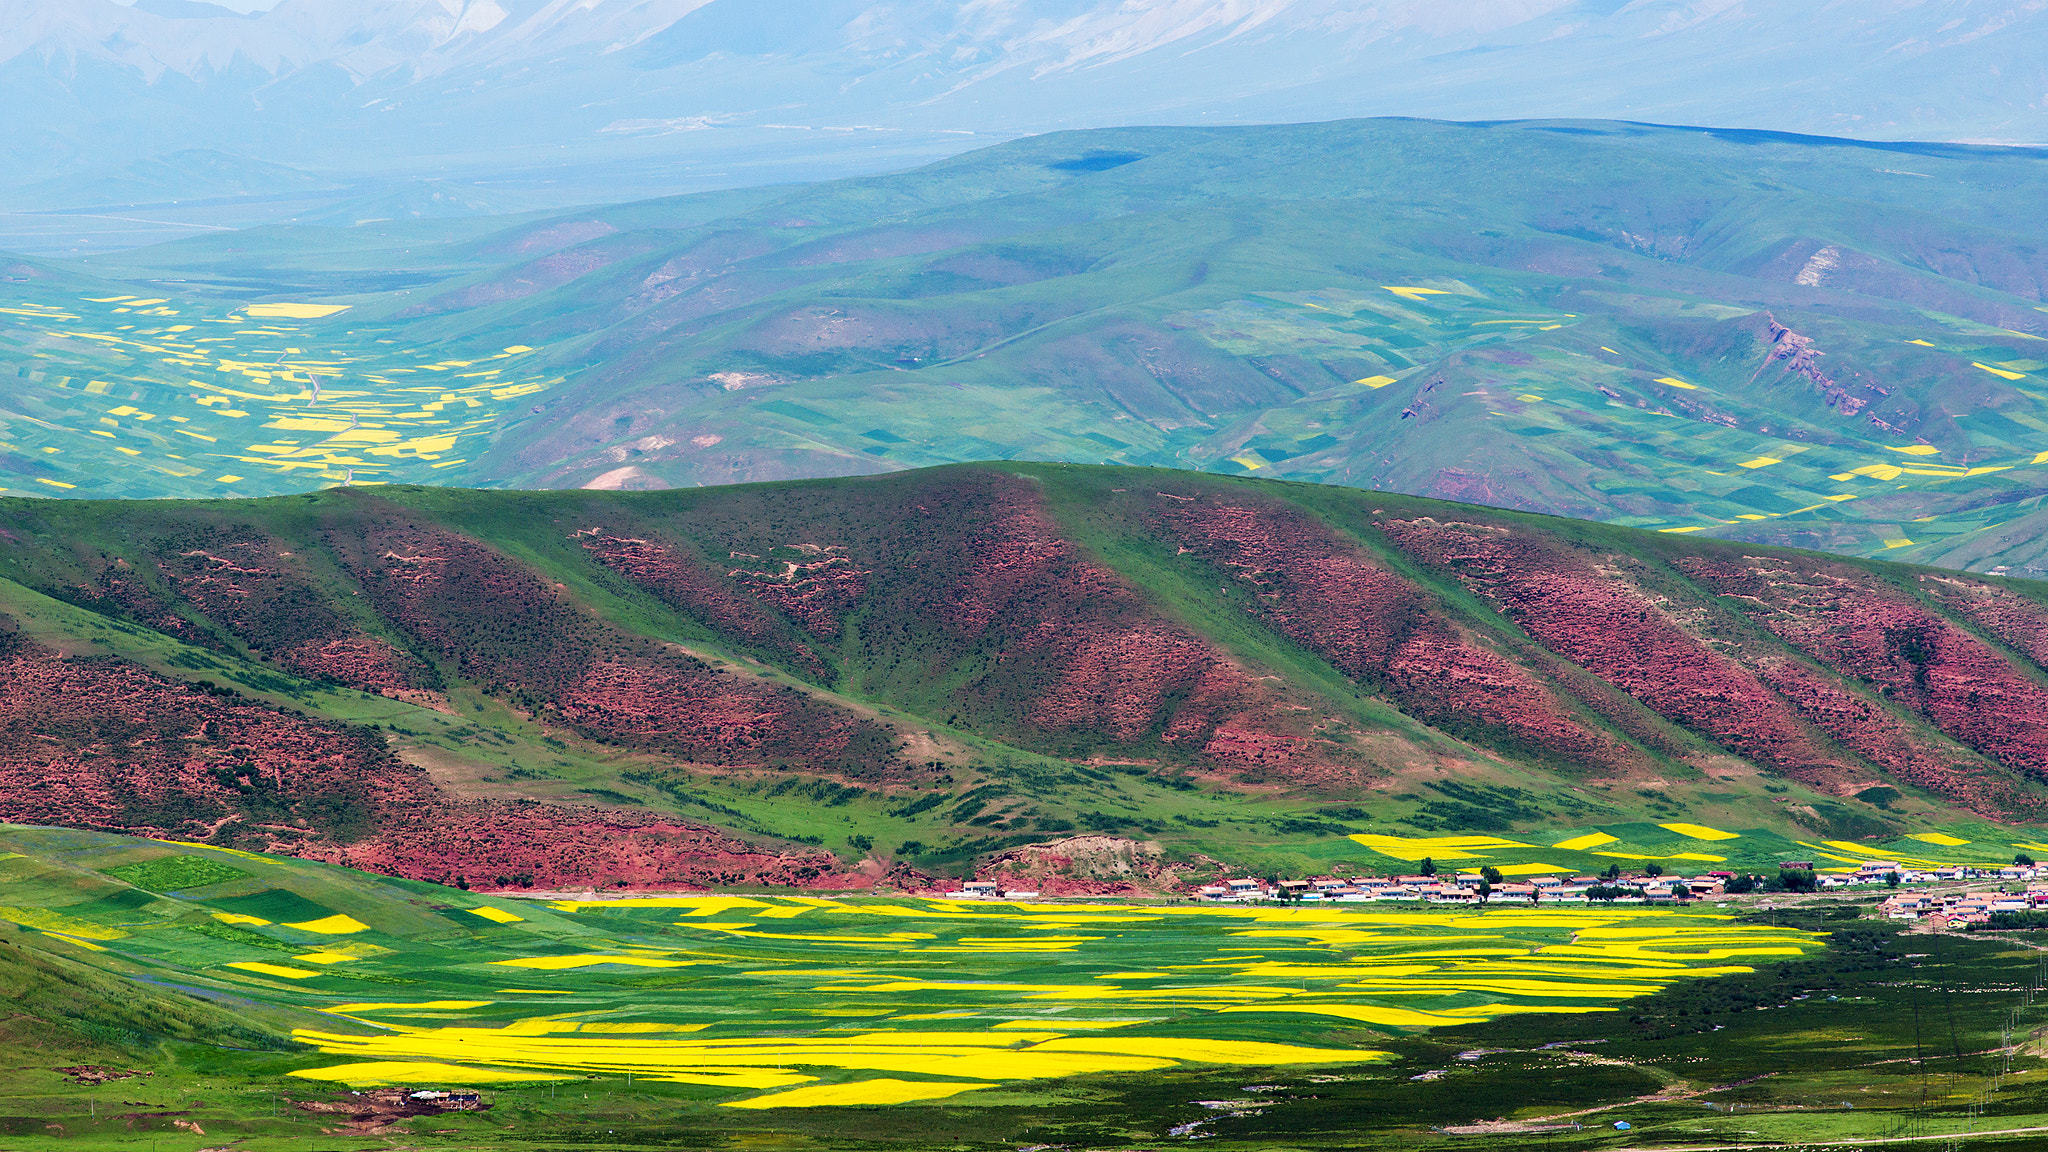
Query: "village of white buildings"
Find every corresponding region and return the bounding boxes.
[946,857,2048,928]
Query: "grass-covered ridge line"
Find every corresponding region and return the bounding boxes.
[1,462,2047,897]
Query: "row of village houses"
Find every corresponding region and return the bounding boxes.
[1878,886,2048,926]
[944,859,2036,904]
[1187,858,2031,904]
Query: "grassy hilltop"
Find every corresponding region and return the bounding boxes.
[3,463,2048,890]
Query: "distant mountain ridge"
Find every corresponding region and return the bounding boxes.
[4,0,2045,214]
[22,117,2041,569]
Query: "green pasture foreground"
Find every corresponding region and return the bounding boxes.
[11,825,2048,1149]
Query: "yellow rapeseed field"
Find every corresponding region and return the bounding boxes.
[270,895,1822,1108]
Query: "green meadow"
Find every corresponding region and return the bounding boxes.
[12,825,2048,1149]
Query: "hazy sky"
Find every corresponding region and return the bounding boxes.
[115,0,283,11]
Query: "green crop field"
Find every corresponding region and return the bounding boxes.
[13,825,2048,1150]
[0,294,552,498]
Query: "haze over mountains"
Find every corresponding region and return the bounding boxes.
[8,118,2046,571]
[6,0,2048,251]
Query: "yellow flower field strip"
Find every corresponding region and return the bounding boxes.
[292,1025,1385,1092]
[1222,967,1703,993]
[228,961,323,979]
[676,924,939,944]
[1215,1002,1614,1026]
[492,954,695,969]
[992,1019,1144,1030]
[578,1023,713,1034]
[1591,851,1726,862]
[1657,823,1740,840]
[0,906,130,940]
[1166,963,1447,980]
[1216,946,1530,963]
[283,914,371,935]
[244,303,351,319]
[550,896,800,914]
[290,1061,574,1086]
[849,904,1165,923]
[1332,978,1664,997]
[326,1001,496,1014]
[1213,954,1768,980]
[298,1029,1172,1080]
[1904,833,1971,847]
[1348,834,1534,861]
[723,1078,997,1109]
[39,932,109,951]
[1803,841,2008,870]
[470,906,526,924]
[816,979,1303,1004]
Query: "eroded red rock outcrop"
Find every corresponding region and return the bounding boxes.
[552,659,876,771]
[320,804,861,891]
[941,493,1357,783]
[976,835,1220,897]
[1381,519,1856,786]
[580,531,832,677]
[1679,555,2048,781]
[0,626,869,891]
[1742,650,2032,818]
[1917,575,2048,671]
[730,543,867,639]
[329,523,903,778]
[1154,495,1651,777]
[0,627,428,848]
[149,526,435,695]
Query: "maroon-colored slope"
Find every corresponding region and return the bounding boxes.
[328,522,903,779]
[0,627,870,891]
[1151,492,1653,777]
[1379,517,1860,787]
[148,525,436,697]
[580,530,835,678]
[934,483,1362,784]
[1680,555,2048,781]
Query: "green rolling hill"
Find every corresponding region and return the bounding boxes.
[4,463,2048,892]
[8,118,2048,571]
